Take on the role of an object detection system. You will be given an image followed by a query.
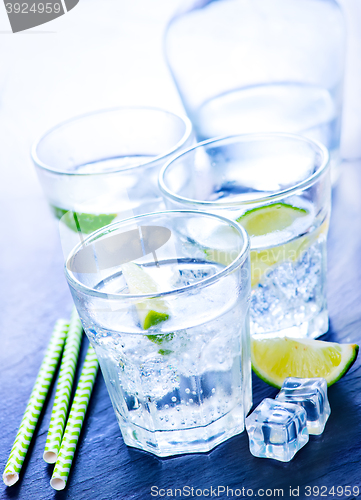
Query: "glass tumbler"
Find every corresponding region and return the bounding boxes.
[65,210,251,457]
[165,0,345,169]
[32,107,193,256]
[159,133,331,339]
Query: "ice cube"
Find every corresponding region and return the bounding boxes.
[245,398,309,462]
[276,377,330,435]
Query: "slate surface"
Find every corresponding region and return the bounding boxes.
[1,160,361,500]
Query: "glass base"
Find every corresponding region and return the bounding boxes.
[115,404,246,457]
[252,309,329,340]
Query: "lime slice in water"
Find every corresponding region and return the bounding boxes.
[236,203,307,237]
[52,205,117,235]
[236,203,324,287]
[121,262,170,331]
[252,337,359,388]
[203,203,315,287]
[202,203,327,288]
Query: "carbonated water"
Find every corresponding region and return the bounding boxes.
[82,260,251,456]
[49,155,160,228]
[187,195,328,339]
[250,223,328,339]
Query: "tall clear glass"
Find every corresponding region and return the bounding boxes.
[165,0,345,169]
[65,210,251,457]
[159,133,331,339]
[32,107,193,256]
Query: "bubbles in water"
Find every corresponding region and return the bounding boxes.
[251,239,326,336]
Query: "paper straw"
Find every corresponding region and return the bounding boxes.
[2,319,69,487]
[50,344,99,491]
[43,309,83,463]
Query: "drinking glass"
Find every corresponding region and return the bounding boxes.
[32,107,193,255]
[159,133,331,339]
[165,0,345,169]
[65,210,251,457]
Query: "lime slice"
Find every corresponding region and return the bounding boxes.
[236,203,328,288]
[52,205,117,234]
[203,203,328,288]
[252,337,359,388]
[236,203,307,237]
[121,262,170,331]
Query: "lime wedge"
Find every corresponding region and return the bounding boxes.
[236,203,307,237]
[121,262,170,331]
[252,337,359,388]
[235,203,327,287]
[203,203,323,287]
[52,205,117,234]
[202,203,328,287]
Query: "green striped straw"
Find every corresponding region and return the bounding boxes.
[43,309,83,463]
[2,319,69,487]
[50,344,99,491]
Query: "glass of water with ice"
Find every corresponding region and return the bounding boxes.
[32,107,193,255]
[65,210,251,457]
[159,133,331,339]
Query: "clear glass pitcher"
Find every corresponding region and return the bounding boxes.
[165,0,346,167]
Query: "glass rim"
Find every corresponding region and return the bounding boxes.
[65,210,250,300]
[159,132,330,207]
[31,106,193,176]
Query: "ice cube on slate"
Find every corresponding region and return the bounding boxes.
[276,377,330,435]
[245,398,309,462]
